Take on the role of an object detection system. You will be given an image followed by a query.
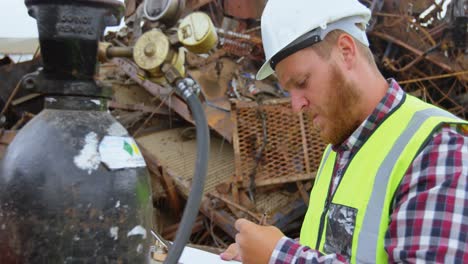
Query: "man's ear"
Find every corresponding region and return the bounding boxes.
[335,33,357,70]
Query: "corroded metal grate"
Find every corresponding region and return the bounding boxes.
[232,98,327,187]
[137,127,309,238]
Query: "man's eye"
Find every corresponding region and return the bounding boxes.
[297,79,307,89]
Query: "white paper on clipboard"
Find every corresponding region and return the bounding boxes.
[178,245,241,264]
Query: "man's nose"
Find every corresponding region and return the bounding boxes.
[290,91,306,113]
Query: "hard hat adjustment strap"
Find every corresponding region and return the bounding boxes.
[270,35,321,70]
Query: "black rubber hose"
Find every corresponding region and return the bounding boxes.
[164,92,210,264]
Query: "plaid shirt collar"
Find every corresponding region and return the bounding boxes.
[332,79,404,153]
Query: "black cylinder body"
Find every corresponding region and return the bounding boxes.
[0,0,154,262]
[0,101,153,263]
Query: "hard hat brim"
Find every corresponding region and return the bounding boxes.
[256,60,274,80]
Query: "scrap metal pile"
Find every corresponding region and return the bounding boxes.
[0,0,466,251]
[368,0,467,117]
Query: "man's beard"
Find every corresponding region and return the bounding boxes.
[305,64,362,145]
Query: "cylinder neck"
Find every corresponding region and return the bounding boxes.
[25,0,123,96]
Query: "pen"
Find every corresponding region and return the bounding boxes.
[259,212,268,225]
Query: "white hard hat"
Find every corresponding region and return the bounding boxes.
[256,0,372,80]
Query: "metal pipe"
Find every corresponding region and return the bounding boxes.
[107,46,134,58]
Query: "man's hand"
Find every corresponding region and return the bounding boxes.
[220,218,285,264]
[220,243,242,262]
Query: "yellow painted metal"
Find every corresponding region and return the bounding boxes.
[133,30,186,85]
[150,48,186,85]
[178,12,218,54]
[172,47,186,77]
[133,30,170,72]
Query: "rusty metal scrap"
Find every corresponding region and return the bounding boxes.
[232,98,327,189]
[223,0,266,19]
[366,0,467,118]
[111,57,234,141]
[136,126,311,244]
[0,130,16,159]
[0,58,43,128]
[186,0,216,11]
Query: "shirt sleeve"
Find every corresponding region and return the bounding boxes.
[268,237,348,264]
[385,124,468,263]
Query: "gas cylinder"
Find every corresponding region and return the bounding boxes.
[0,1,153,263]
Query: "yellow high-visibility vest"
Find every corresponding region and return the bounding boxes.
[300,94,467,263]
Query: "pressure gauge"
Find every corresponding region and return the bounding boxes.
[143,0,183,26]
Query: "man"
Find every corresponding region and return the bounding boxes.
[220,0,468,263]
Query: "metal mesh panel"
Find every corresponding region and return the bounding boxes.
[232,98,327,187]
[137,128,234,196]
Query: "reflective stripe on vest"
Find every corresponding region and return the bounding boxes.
[300,94,467,264]
[356,107,461,263]
[315,146,332,183]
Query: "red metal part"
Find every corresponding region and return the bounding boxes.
[223,0,266,19]
[186,0,215,10]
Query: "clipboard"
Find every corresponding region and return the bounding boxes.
[178,245,241,264]
[150,230,240,263]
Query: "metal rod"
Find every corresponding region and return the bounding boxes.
[107,46,133,58]
[399,70,468,84]
[207,192,263,222]
[370,31,454,72]
[1,78,24,117]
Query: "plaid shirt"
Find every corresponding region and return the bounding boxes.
[269,80,468,263]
